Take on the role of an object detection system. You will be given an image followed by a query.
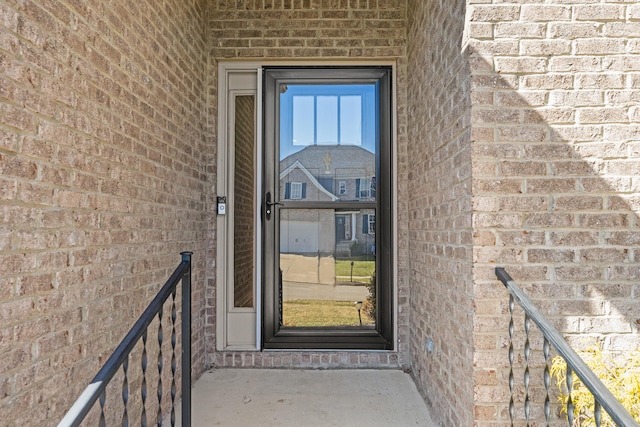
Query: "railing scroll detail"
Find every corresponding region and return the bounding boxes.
[496,267,638,427]
[58,252,193,427]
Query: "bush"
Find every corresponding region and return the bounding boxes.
[550,343,640,426]
[362,270,376,320]
[350,242,365,256]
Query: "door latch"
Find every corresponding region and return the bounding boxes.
[265,192,282,219]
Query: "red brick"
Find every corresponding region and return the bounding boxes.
[583,284,634,300]
[554,196,603,211]
[17,181,54,206]
[528,249,575,263]
[551,161,596,176]
[606,231,640,246]
[578,213,629,228]
[524,213,574,228]
[474,178,524,194]
[555,265,603,282]
[580,248,630,263]
[496,126,547,142]
[549,231,599,246]
[526,178,577,193]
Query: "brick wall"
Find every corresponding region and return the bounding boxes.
[206,0,411,367]
[3,0,635,424]
[208,0,406,59]
[406,1,475,425]
[467,1,640,424]
[0,0,209,424]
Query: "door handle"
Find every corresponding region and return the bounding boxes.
[265,192,282,219]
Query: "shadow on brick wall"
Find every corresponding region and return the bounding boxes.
[469,44,639,422]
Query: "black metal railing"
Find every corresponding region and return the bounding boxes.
[496,267,638,427]
[58,252,192,427]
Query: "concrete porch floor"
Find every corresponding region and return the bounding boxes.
[174,368,437,426]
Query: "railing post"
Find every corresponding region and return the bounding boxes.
[180,252,192,427]
[58,253,192,427]
[496,267,640,427]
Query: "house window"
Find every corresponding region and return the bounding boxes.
[279,81,378,159]
[363,214,375,235]
[284,182,306,200]
[356,178,375,198]
[290,182,303,199]
[339,181,346,195]
[291,94,365,146]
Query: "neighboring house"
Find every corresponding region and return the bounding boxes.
[279,146,376,256]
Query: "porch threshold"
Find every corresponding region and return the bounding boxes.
[174,368,437,426]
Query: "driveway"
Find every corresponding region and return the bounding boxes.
[280,253,369,301]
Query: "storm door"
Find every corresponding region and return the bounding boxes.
[262,67,393,349]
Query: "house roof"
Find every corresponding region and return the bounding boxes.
[280,145,375,170]
[280,160,339,201]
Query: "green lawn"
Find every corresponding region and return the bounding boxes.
[334,260,375,283]
[283,299,374,327]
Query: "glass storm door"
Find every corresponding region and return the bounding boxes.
[262,67,393,349]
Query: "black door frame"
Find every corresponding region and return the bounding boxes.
[262,66,394,350]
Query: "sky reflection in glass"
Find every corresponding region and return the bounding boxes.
[281,84,376,159]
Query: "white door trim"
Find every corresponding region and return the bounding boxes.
[216,62,262,351]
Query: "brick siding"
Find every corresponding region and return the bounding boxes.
[0,0,209,424]
[406,1,475,425]
[468,1,640,425]
[213,350,399,368]
[1,0,638,425]
[208,0,406,60]
[206,0,411,368]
